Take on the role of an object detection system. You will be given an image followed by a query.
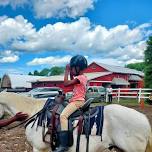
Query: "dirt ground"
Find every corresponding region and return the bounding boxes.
[0,105,152,152]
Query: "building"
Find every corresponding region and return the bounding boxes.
[84,62,144,88]
[1,74,45,89]
[31,62,144,92]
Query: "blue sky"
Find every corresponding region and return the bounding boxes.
[0,0,152,77]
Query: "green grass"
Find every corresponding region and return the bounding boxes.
[91,98,150,107]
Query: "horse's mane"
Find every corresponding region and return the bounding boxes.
[0,92,45,116]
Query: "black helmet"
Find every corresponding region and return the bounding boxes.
[70,55,88,71]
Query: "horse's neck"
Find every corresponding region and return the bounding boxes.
[0,92,45,116]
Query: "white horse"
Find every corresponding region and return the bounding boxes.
[0,92,152,152]
[0,91,45,117]
[0,104,4,118]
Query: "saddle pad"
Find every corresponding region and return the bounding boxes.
[36,98,65,127]
[83,106,104,136]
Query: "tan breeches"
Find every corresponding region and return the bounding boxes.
[60,101,84,130]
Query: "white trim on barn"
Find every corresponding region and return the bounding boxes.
[89,80,112,83]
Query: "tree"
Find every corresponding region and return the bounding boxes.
[28,66,65,76]
[50,66,65,76]
[28,72,33,75]
[126,62,145,72]
[33,70,40,76]
[39,68,50,76]
[144,36,152,88]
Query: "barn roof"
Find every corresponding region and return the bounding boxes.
[32,72,112,82]
[95,62,144,76]
[2,74,45,88]
[32,75,65,82]
[129,75,142,81]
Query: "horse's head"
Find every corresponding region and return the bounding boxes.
[0,91,45,116]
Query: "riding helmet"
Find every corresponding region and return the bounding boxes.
[70,55,88,71]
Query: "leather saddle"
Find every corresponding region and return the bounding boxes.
[25,96,103,152]
[69,98,95,119]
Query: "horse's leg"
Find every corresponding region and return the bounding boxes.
[101,118,113,149]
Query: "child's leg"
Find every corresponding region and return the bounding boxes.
[60,101,84,130]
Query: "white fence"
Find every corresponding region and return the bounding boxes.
[110,88,152,103]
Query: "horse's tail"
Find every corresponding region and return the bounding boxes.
[145,131,152,152]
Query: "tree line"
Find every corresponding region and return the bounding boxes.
[126,36,152,89]
[28,66,65,76]
[126,62,144,72]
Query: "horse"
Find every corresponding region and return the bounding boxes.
[0,91,45,117]
[0,91,152,152]
[0,104,4,118]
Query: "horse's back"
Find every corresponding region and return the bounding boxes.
[103,104,151,152]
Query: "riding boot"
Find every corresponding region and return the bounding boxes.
[53,131,69,152]
[68,130,73,147]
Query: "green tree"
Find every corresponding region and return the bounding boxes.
[28,72,33,75]
[50,66,65,76]
[33,70,40,76]
[39,68,50,76]
[126,62,145,72]
[144,36,152,88]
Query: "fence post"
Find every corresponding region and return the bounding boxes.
[106,91,108,103]
[118,88,120,103]
[138,88,141,103]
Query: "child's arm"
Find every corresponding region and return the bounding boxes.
[64,64,79,87]
[70,72,74,80]
[0,117,17,127]
[0,112,28,127]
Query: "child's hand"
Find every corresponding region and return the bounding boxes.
[66,64,70,72]
[14,112,29,121]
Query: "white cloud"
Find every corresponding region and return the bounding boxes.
[0,0,28,9]
[27,55,72,66]
[0,0,95,19]
[0,15,8,23]
[0,15,151,64]
[33,0,95,18]
[0,50,19,63]
[126,59,143,64]
[0,15,36,44]
[27,55,125,67]
[0,55,19,63]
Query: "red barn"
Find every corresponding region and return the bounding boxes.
[31,62,144,92]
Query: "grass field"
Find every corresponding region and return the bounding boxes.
[92,97,151,106]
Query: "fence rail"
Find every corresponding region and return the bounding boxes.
[110,88,152,103]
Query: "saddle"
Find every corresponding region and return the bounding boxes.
[25,95,104,152]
